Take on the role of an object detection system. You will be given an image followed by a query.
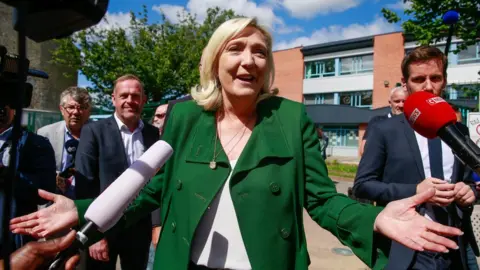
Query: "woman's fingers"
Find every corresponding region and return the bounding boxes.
[38,189,57,202]
[400,236,424,252]
[10,212,39,226]
[424,220,463,238]
[420,231,454,253]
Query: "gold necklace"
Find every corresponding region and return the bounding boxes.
[210,114,254,170]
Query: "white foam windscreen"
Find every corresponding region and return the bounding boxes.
[84,140,173,232]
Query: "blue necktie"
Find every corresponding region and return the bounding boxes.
[428,138,444,179]
[428,138,449,225]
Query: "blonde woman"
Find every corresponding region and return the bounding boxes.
[12,18,462,270]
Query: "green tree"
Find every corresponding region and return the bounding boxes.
[51,6,237,109]
[382,0,480,52]
[382,0,480,109]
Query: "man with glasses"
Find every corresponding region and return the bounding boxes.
[38,86,92,199]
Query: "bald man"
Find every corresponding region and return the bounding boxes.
[360,87,407,156]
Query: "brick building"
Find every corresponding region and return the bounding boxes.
[273,32,480,157]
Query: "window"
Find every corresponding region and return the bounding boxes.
[458,43,480,64]
[323,126,358,147]
[339,91,372,108]
[305,59,336,78]
[340,54,373,75]
[315,93,335,105]
[406,45,445,56]
[446,84,479,101]
[304,93,335,105]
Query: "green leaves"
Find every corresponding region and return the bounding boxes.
[382,0,480,52]
[51,6,237,105]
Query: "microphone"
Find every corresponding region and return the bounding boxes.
[442,10,460,25]
[59,139,78,178]
[442,10,460,63]
[65,139,78,158]
[404,91,480,174]
[48,140,174,269]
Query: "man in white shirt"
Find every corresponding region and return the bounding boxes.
[354,46,478,270]
[74,74,159,270]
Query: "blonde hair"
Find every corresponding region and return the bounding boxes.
[191,17,277,111]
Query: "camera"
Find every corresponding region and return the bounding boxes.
[0,45,48,127]
[0,45,34,108]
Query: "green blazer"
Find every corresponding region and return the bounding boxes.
[75,96,388,270]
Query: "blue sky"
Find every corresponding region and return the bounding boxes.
[78,0,411,87]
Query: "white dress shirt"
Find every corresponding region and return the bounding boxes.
[414,131,455,221]
[113,113,145,166]
[191,159,252,270]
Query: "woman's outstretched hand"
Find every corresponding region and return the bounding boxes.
[10,189,79,238]
[374,188,462,253]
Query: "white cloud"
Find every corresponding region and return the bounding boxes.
[385,0,412,10]
[274,17,398,50]
[281,0,362,19]
[152,0,279,31]
[152,4,188,24]
[276,25,304,34]
[94,12,132,31]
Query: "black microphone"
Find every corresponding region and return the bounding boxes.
[59,139,78,178]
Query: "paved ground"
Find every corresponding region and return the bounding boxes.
[305,179,368,270]
[326,156,361,165]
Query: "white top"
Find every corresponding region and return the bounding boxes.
[113,113,145,166]
[414,131,455,222]
[190,159,252,270]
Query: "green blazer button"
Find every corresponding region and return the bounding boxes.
[176,180,182,190]
[270,182,281,194]
[172,221,177,232]
[280,228,290,239]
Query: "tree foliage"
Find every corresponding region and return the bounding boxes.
[383,0,480,108]
[51,6,237,108]
[382,0,480,52]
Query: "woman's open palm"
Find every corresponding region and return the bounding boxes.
[10,189,79,238]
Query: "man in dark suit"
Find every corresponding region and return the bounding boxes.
[75,74,159,270]
[354,46,478,270]
[0,95,56,256]
[359,86,407,156]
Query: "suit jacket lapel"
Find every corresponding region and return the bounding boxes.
[232,102,293,177]
[54,122,65,171]
[141,125,157,149]
[185,104,293,179]
[107,116,128,168]
[400,116,425,180]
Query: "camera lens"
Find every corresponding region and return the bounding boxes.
[0,106,8,124]
[0,106,6,117]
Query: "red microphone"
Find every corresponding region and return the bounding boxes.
[404,91,457,139]
[404,91,480,174]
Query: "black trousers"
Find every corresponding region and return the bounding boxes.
[409,250,462,270]
[85,221,151,270]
